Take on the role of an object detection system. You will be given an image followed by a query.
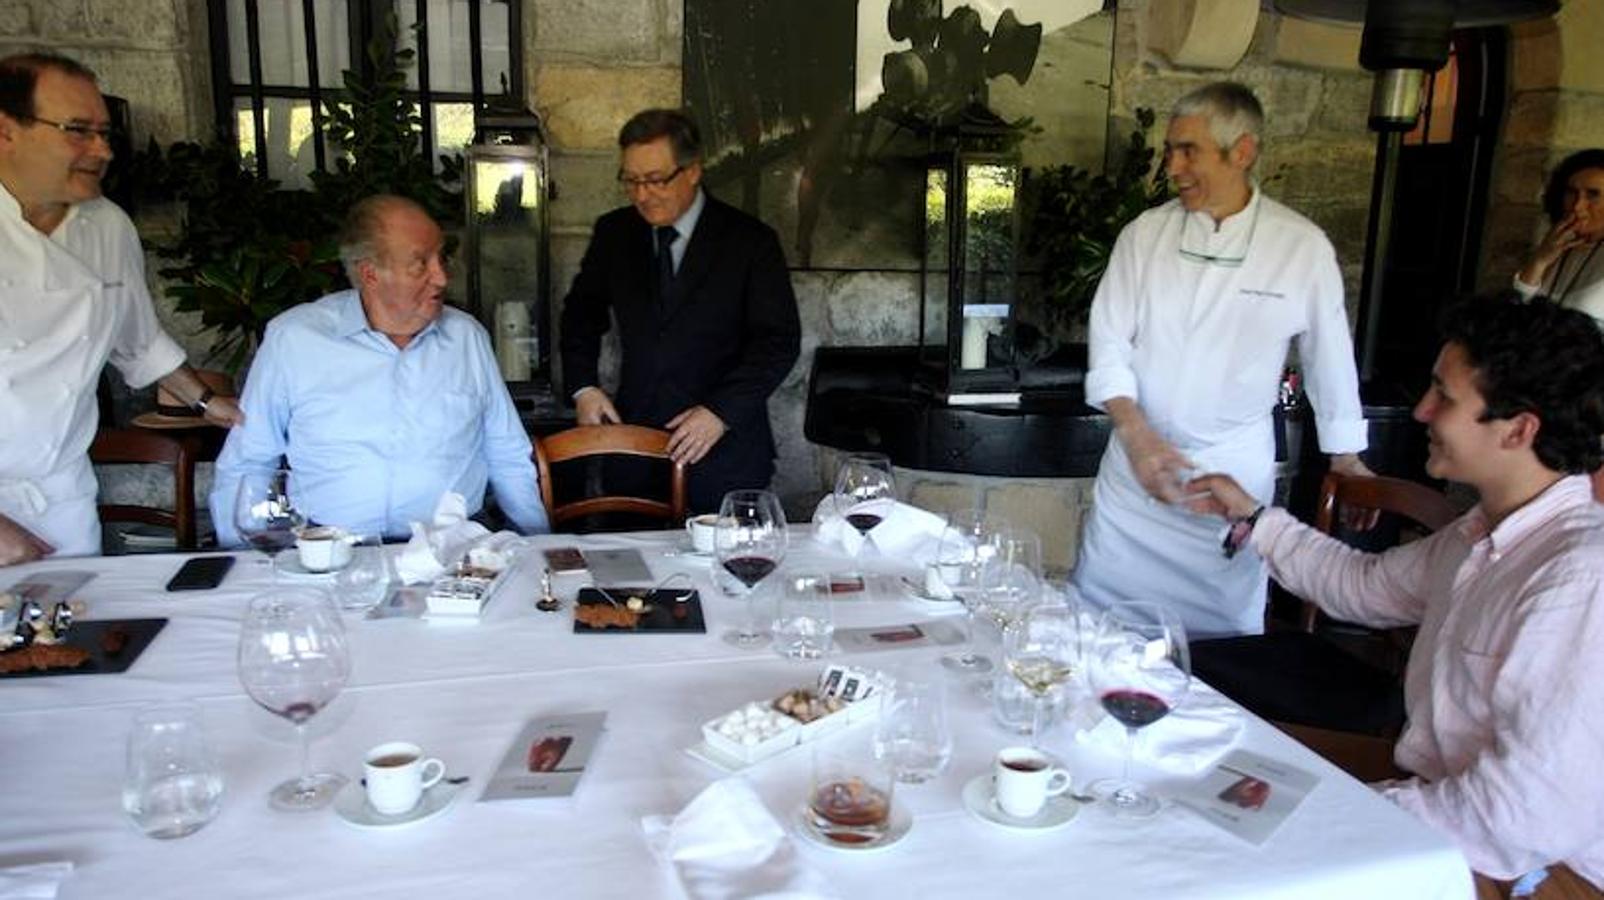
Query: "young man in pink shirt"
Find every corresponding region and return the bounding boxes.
[1190,299,1604,894]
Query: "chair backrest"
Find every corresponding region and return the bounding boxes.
[88,428,198,550]
[1303,470,1458,631]
[534,425,687,530]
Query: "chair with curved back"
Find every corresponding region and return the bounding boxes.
[534,425,687,531]
[88,427,199,551]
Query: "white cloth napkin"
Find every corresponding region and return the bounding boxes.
[641,779,839,900]
[0,862,72,900]
[811,497,947,564]
[394,493,491,584]
[1075,682,1245,774]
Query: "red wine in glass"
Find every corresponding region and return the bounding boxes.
[722,555,778,589]
[844,512,883,535]
[1100,689,1172,729]
[247,529,297,558]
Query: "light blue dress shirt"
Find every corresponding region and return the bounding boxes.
[210,290,549,546]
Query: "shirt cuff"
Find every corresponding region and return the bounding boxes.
[1312,416,1368,455]
[1511,275,1539,299]
[1084,367,1138,411]
[571,385,600,403]
[120,336,187,390]
[1248,506,1296,556]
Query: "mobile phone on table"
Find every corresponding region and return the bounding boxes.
[543,547,587,575]
[165,556,236,592]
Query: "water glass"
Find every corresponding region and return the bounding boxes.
[991,666,1042,735]
[773,571,834,660]
[334,534,391,611]
[872,675,952,784]
[123,702,224,839]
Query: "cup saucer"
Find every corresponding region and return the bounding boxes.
[792,802,912,852]
[332,778,464,830]
[274,556,342,580]
[961,774,1079,832]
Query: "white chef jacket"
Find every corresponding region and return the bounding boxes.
[1072,188,1367,637]
[1512,242,1604,325]
[0,187,185,556]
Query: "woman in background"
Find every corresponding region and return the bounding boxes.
[1515,149,1604,323]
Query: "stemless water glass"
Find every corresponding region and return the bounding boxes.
[832,453,896,574]
[872,675,952,784]
[773,571,834,660]
[715,489,788,648]
[1088,603,1191,818]
[233,469,304,576]
[238,587,351,810]
[334,534,391,611]
[935,510,1006,674]
[1003,602,1085,746]
[123,702,224,839]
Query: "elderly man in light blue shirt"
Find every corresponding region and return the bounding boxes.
[210,194,549,545]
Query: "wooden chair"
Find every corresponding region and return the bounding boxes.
[534,425,687,531]
[88,427,199,550]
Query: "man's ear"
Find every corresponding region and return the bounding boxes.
[1502,410,1541,451]
[355,258,379,291]
[1230,133,1259,172]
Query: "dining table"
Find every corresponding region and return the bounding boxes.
[0,526,1474,899]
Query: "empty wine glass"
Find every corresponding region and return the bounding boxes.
[238,587,351,810]
[972,527,1043,644]
[1003,602,1085,746]
[872,675,952,784]
[935,510,1006,674]
[832,453,895,575]
[233,469,304,577]
[715,489,788,648]
[1087,603,1191,818]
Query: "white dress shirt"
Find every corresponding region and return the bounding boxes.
[0,187,185,555]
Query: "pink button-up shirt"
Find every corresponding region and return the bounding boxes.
[1252,475,1604,885]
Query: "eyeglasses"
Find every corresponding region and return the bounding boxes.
[1176,199,1260,268]
[20,115,117,145]
[617,165,685,192]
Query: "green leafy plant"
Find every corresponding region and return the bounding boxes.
[1024,107,1172,328]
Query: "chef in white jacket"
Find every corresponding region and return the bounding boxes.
[0,53,241,565]
[1072,82,1370,638]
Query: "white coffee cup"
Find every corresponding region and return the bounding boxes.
[685,513,721,554]
[295,526,355,573]
[364,741,445,816]
[993,746,1072,819]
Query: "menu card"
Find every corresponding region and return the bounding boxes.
[480,712,607,802]
[1172,749,1319,845]
[833,620,964,654]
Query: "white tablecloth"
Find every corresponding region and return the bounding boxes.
[0,528,1473,899]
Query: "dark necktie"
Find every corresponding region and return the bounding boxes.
[654,225,678,307]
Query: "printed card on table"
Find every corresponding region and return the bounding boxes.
[1173,749,1320,845]
[832,620,964,653]
[480,711,607,802]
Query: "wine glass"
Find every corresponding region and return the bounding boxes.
[715,489,788,648]
[935,510,1006,674]
[233,469,304,577]
[872,674,952,784]
[238,587,351,810]
[1087,602,1190,818]
[1003,602,1085,746]
[971,527,1043,645]
[832,453,895,575]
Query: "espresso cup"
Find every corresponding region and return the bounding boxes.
[295,526,354,573]
[364,741,445,816]
[685,513,721,554]
[993,746,1072,819]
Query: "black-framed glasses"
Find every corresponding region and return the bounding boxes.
[1176,199,1261,268]
[20,115,117,145]
[617,165,685,192]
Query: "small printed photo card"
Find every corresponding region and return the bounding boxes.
[480,711,607,802]
[833,620,964,654]
[1173,749,1319,845]
[817,664,880,702]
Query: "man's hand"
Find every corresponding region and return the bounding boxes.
[0,514,53,566]
[1183,473,1260,520]
[665,406,727,465]
[1119,421,1196,503]
[202,395,244,428]
[575,387,620,426]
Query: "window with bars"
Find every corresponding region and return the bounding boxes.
[208,0,522,188]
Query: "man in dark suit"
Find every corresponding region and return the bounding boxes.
[560,109,801,514]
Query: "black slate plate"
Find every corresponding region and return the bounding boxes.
[572,589,705,634]
[0,618,167,678]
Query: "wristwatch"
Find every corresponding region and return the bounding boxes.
[192,388,214,412]
[1222,505,1265,559]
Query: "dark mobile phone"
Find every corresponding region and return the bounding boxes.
[165,556,236,592]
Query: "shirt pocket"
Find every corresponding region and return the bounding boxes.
[419,389,482,455]
[1442,643,1503,730]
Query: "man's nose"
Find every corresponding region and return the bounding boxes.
[1411,394,1433,423]
[427,256,448,286]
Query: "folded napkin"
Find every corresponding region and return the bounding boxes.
[0,862,72,900]
[641,779,839,900]
[811,497,947,564]
[394,493,491,585]
[1075,681,1245,775]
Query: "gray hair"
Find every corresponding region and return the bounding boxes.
[1171,82,1264,157]
[337,194,426,283]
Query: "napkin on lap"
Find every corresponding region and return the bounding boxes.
[1075,681,1245,774]
[641,778,839,900]
[811,497,947,564]
[394,492,491,584]
[0,861,72,900]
